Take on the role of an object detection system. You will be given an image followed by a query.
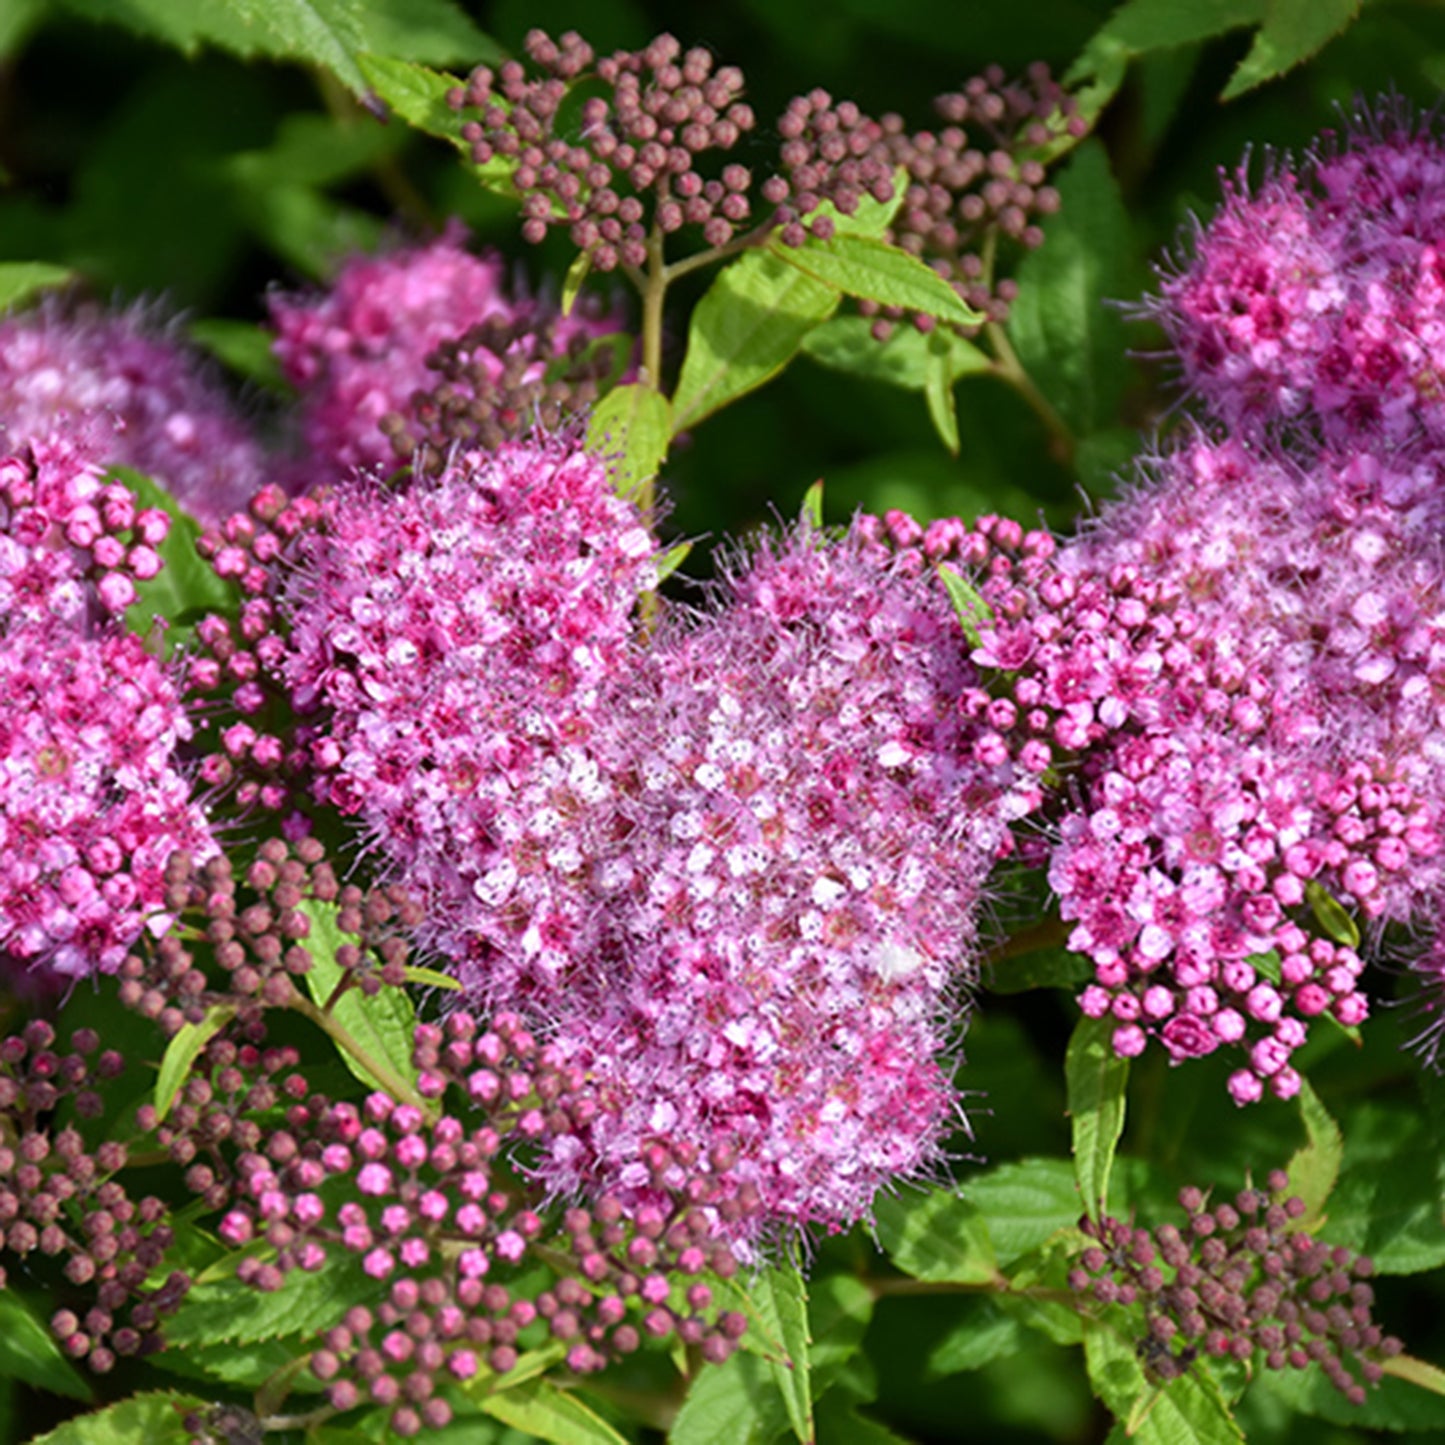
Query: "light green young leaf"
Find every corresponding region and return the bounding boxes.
[0,261,73,312]
[298,900,419,1097]
[874,1188,1000,1285]
[0,1293,92,1402]
[771,235,981,328]
[401,964,463,992]
[586,384,672,502]
[1085,1321,1245,1444]
[1305,879,1361,949]
[800,480,825,529]
[1222,0,1361,99]
[154,1004,237,1123]
[1006,138,1133,437]
[671,249,841,433]
[1285,1077,1343,1231]
[657,540,693,582]
[26,1390,210,1445]
[801,314,992,392]
[1066,1014,1129,1221]
[938,565,993,648]
[751,1263,812,1443]
[923,329,961,454]
[562,249,592,318]
[478,1378,628,1445]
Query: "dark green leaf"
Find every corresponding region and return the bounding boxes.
[1006,139,1134,437]
[812,1398,909,1444]
[478,1378,628,1445]
[586,383,672,502]
[1285,1077,1342,1232]
[0,261,73,311]
[0,1292,92,1401]
[1082,0,1266,54]
[751,1264,811,1441]
[801,315,992,393]
[874,1187,999,1285]
[986,945,1093,995]
[154,1003,236,1123]
[924,1299,1025,1378]
[25,1390,208,1444]
[966,1157,1081,1267]
[771,236,981,327]
[808,1272,874,1399]
[298,900,419,1097]
[1066,1014,1129,1221]
[671,249,841,433]
[187,318,288,390]
[1084,1321,1245,1443]
[669,1351,790,1445]
[1222,0,1361,99]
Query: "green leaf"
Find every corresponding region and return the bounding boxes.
[1222,0,1361,99]
[874,1187,1000,1285]
[166,1247,379,1347]
[0,1292,92,1402]
[1066,1014,1129,1221]
[657,540,693,582]
[562,250,592,318]
[986,945,1093,995]
[771,235,981,328]
[586,384,672,503]
[925,1298,1026,1378]
[1085,1321,1245,1443]
[670,1351,791,1445]
[0,260,73,311]
[478,1378,629,1445]
[1285,1077,1343,1231]
[107,467,236,648]
[1006,138,1134,437]
[812,1398,909,1444]
[923,329,961,454]
[671,249,841,433]
[751,1264,812,1443]
[401,964,463,992]
[938,565,993,648]
[187,318,288,390]
[151,1336,321,1393]
[800,480,825,529]
[1385,1353,1445,1397]
[1080,0,1266,55]
[1256,1353,1445,1432]
[25,1390,209,1445]
[298,900,419,1097]
[1305,879,1361,950]
[966,1158,1082,1267]
[154,1003,236,1124]
[808,1272,874,1399]
[801,315,992,392]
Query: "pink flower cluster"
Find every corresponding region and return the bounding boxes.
[1152,105,1445,448]
[269,228,622,483]
[0,302,263,524]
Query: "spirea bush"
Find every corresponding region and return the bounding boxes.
[4,4,1445,1444]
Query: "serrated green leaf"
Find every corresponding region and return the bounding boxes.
[938,565,993,648]
[808,1272,873,1399]
[478,1378,628,1445]
[1285,1077,1342,1231]
[923,329,961,454]
[0,1292,92,1402]
[1257,1352,1445,1431]
[874,1188,1000,1284]
[986,944,1093,994]
[107,467,237,648]
[1222,0,1361,99]
[401,964,463,992]
[1066,1014,1129,1221]
[25,1390,208,1445]
[154,1003,236,1124]
[771,235,981,328]
[670,1351,790,1445]
[586,384,672,503]
[966,1158,1082,1267]
[1085,1321,1245,1443]
[0,261,73,312]
[1305,879,1361,950]
[1007,139,1133,438]
[298,900,418,1097]
[187,318,288,390]
[166,1247,378,1348]
[1081,0,1266,55]
[151,1336,322,1393]
[924,1299,1025,1379]
[671,249,841,433]
[750,1264,811,1443]
[801,314,991,392]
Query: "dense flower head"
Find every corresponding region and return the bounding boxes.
[0,616,214,984]
[1072,1170,1401,1404]
[1152,102,1445,446]
[282,436,657,1010]
[0,301,263,523]
[269,228,622,484]
[530,523,1000,1235]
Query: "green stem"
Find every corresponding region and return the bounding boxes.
[286,985,433,1118]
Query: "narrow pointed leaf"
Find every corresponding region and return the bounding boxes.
[1285,1078,1343,1230]
[587,383,672,502]
[924,330,961,453]
[751,1263,812,1443]
[938,565,993,647]
[1066,1014,1129,1221]
[1222,0,1361,99]
[155,1004,236,1123]
[0,261,73,312]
